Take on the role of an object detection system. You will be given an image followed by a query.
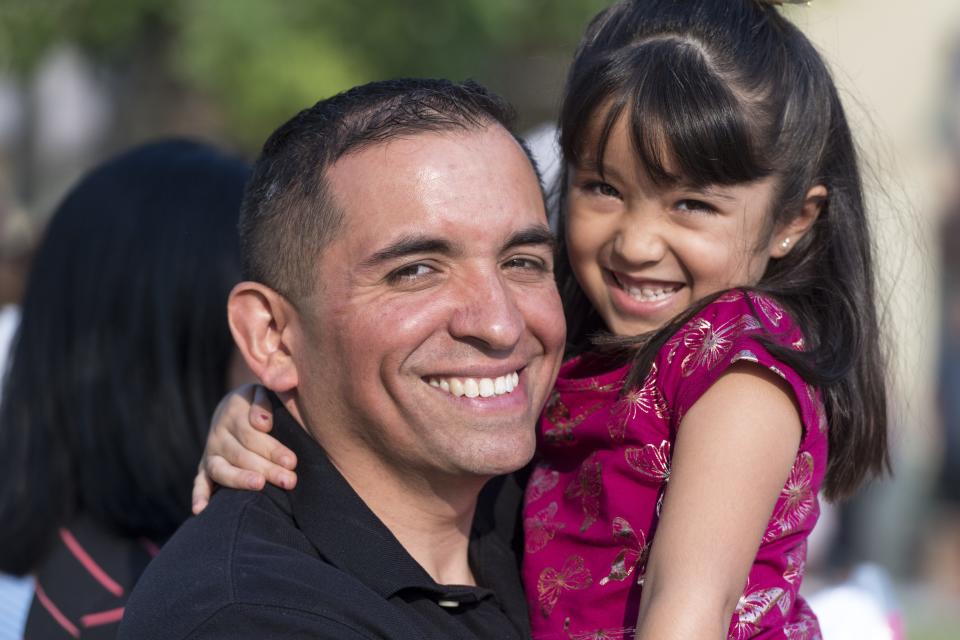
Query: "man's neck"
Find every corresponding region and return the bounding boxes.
[338,464,481,586]
[282,395,484,586]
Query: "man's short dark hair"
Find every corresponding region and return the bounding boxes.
[239,78,528,301]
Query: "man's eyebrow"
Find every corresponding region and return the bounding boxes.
[360,235,453,269]
[503,226,557,253]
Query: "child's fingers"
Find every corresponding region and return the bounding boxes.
[250,385,274,433]
[265,465,298,490]
[209,384,257,438]
[204,451,267,491]
[244,385,295,469]
[270,443,297,471]
[228,428,298,487]
[191,467,216,515]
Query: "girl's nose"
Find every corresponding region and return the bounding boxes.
[612,208,669,266]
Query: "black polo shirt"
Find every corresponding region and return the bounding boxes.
[119,398,529,640]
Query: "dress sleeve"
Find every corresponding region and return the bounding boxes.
[655,290,825,443]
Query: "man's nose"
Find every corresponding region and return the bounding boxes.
[448,269,524,352]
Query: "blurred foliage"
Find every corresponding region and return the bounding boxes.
[0,0,608,146]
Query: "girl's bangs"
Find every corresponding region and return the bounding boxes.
[584,39,774,188]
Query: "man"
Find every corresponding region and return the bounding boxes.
[119,78,565,639]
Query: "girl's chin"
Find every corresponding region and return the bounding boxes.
[605,315,668,337]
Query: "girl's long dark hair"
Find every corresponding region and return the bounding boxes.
[0,140,248,574]
[556,0,889,500]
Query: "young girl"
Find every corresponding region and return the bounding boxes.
[196,1,888,637]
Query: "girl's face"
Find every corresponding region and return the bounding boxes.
[566,114,789,337]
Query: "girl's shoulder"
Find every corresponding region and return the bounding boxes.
[655,289,826,441]
[658,289,805,370]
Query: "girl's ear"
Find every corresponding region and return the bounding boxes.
[227,282,300,393]
[770,185,827,258]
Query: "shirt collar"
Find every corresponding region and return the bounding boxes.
[268,394,518,605]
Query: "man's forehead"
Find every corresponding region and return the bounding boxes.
[328,124,535,182]
[324,126,546,243]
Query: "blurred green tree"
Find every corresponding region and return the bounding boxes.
[0,0,607,148]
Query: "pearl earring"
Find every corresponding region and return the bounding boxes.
[781,237,791,250]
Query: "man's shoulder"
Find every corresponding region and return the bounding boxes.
[119,488,410,639]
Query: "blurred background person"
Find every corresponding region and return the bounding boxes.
[0,140,253,639]
[0,165,36,640]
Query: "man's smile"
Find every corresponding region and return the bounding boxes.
[426,370,521,398]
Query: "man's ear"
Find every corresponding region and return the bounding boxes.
[227,282,299,393]
[770,185,827,258]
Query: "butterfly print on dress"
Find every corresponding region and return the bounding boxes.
[598,516,649,586]
[610,363,668,442]
[680,316,755,377]
[764,452,815,543]
[525,502,566,554]
[625,440,671,515]
[747,291,785,327]
[783,543,807,586]
[537,555,593,617]
[565,452,603,532]
[526,463,560,505]
[625,440,671,483]
[543,392,604,446]
[729,583,788,639]
[775,542,809,615]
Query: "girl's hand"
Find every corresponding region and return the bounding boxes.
[191,384,298,514]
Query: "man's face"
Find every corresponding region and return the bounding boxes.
[291,124,565,483]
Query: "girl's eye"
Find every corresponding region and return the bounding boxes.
[386,263,435,283]
[675,199,717,214]
[584,180,622,199]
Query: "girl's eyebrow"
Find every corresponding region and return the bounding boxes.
[675,183,737,202]
[572,160,629,186]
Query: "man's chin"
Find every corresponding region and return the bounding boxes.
[457,432,537,478]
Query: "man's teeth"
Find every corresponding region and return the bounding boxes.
[428,372,520,398]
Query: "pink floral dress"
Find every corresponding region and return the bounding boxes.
[522,291,826,639]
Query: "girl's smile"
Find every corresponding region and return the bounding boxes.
[604,270,684,322]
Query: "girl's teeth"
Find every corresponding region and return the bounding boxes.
[427,372,520,398]
[624,284,679,302]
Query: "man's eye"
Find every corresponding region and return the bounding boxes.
[386,263,435,283]
[504,256,548,271]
